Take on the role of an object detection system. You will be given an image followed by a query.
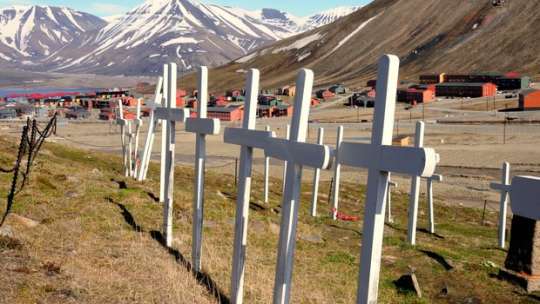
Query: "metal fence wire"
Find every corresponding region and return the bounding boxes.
[0,113,57,227]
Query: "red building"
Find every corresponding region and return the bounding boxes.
[207,106,243,121]
[519,89,540,110]
[397,88,434,104]
[435,83,497,98]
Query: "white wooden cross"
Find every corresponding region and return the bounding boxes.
[116,100,132,177]
[407,121,425,245]
[334,55,438,304]
[269,70,331,304]
[264,125,271,203]
[385,178,398,224]
[311,127,324,217]
[185,66,221,272]
[223,69,275,303]
[154,63,189,247]
[490,162,511,249]
[426,174,443,234]
[160,64,170,203]
[131,98,143,178]
[331,125,344,220]
[137,76,164,181]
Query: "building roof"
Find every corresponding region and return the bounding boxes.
[207,106,241,113]
[436,82,494,87]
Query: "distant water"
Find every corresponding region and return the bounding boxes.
[0,87,102,97]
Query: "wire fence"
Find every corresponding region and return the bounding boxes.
[0,114,58,227]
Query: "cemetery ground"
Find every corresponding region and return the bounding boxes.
[1,134,540,303]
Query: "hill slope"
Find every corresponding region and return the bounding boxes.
[193,0,540,91]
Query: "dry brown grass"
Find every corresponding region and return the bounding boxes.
[0,135,539,303]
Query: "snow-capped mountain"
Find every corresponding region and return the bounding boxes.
[0,5,105,65]
[0,1,359,75]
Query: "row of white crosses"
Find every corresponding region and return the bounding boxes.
[116,98,143,178]
[142,56,439,303]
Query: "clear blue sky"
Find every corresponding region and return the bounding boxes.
[0,0,371,17]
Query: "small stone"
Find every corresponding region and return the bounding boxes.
[91,168,101,176]
[9,214,39,228]
[65,191,79,198]
[0,225,14,238]
[216,191,227,200]
[269,222,280,235]
[300,233,324,244]
[252,221,266,234]
[482,260,497,268]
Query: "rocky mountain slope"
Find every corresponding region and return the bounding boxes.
[0,5,105,68]
[0,1,359,76]
[192,0,540,92]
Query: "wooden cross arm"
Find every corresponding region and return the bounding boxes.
[264,138,331,169]
[223,128,274,150]
[186,118,220,135]
[490,182,510,192]
[338,142,438,178]
[154,107,190,122]
[509,176,540,220]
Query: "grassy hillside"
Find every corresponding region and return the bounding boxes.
[178,0,540,93]
[0,135,538,303]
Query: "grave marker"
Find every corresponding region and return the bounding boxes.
[407,121,425,245]
[282,124,290,193]
[490,162,511,249]
[500,176,540,292]
[268,70,331,304]
[185,66,221,272]
[137,76,164,181]
[311,127,324,217]
[160,64,170,203]
[154,63,189,247]
[116,100,131,177]
[132,99,143,178]
[331,126,344,220]
[334,55,438,303]
[223,69,275,303]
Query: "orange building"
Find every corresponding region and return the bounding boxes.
[207,106,243,121]
[519,89,540,110]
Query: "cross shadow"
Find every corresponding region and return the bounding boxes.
[146,191,160,203]
[417,228,445,239]
[418,249,454,271]
[106,196,230,304]
[150,230,231,304]
[110,178,128,189]
[107,198,143,233]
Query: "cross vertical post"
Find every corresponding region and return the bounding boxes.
[407,121,425,245]
[186,66,221,272]
[117,100,130,177]
[138,76,163,181]
[282,124,290,193]
[264,125,271,203]
[490,162,511,249]
[426,174,443,234]
[386,178,397,224]
[273,69,329,304]
[132,98,143,178]
[311,127,324,217]
[356,56,399,303]
[163,63,176,247]
[331,125,344,220]
[160,64,169,203]
[226,69,268,304]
